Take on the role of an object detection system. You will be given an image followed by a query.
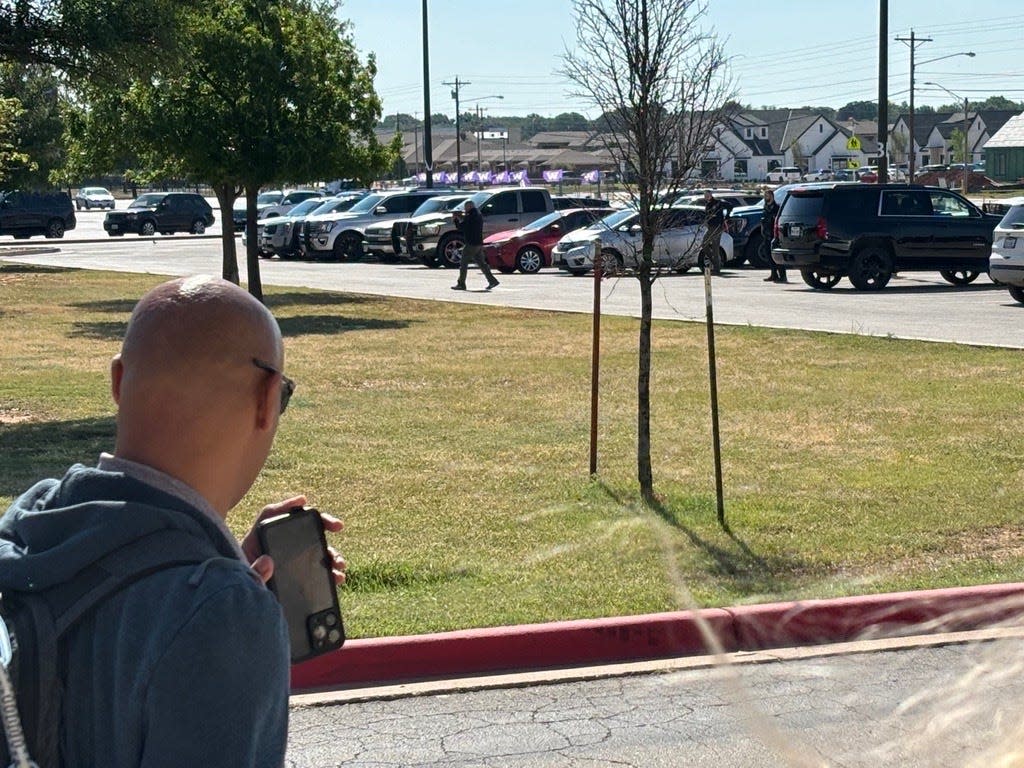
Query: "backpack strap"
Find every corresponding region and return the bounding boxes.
[27,528,230,768]
[46,528,227,635]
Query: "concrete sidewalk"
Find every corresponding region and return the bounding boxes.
[291,582,1024,694]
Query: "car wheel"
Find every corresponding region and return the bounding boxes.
[85,201,91,210]
[600,248,623,275]
[76,201,82,211]
[800,268,841,290]
[333,232,362,262]
[939,269,979,286]
[438,233,464,268]
[190,219,206,235]
[847,245,893,291]
[515,246,544,274]
[1009,286,1024,304]
[44,219,65,239]
[140,220,157,237]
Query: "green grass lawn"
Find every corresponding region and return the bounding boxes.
[2,263,1024,638]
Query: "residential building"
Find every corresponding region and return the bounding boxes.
[984,113,1024,182]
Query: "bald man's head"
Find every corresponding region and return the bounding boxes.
[112,276,288,514]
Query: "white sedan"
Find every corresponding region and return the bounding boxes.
[553,206,733,275]
[988,197,1024,303]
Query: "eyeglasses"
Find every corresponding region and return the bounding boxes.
[252,358,296,414]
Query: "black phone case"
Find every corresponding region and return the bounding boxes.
[257,507,345,662]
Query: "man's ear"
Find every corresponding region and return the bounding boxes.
[110,355,124,404]
[255,372,277,431]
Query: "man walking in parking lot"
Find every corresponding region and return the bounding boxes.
[761,189,787,283]
[701,189,734,274]
[452,200,500,291]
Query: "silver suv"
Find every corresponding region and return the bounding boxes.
[305,189,447,261]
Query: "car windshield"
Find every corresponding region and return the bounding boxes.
[84,187,108,195]
[523,211,564,231]
[998,205,1024,230]
[412,197,464,216]
[257,192,283,205]
[596,209,637,230]
[128,194,164,208]
[288,199,324,217]
[345,194,386,214]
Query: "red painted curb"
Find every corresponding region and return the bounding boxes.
[291,583,1024,693]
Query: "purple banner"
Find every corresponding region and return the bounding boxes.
[582,170,602,183]
[542,169,565,183]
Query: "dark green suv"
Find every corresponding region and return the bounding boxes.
[771,184,1002,290]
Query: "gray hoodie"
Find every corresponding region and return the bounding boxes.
[0,464,289,768]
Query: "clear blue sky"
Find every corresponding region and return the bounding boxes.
[340,0,1023,119]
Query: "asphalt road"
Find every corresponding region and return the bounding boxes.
[3,232,1022,348]
[287,629,1024,767]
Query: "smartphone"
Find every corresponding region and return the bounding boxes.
[256,506,345,662]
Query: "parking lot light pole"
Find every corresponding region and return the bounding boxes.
[924,82,970,195]
[897,35,974,179]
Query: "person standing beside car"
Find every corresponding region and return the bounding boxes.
[760,189,787,283]
[701,189,735,274]
[452,200,500,291]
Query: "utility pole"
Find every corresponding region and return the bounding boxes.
[476,104,485,175]
[896,29,932,180]
[876,0,888,184]
[443,77,468,186]
[421,0,433,188]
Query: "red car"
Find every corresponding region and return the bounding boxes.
[483,207,611,274]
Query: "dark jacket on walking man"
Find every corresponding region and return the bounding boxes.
[760,189,787,282]
[452,200,500,291]
[701,190,734,274]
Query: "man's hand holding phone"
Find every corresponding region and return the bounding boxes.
[241,495,346,586]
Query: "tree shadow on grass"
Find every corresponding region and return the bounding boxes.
[69,299,138,314]
[0,264,72,275]
[264,292,375,309]
[0,416,115,498]
[276,315,414,337]
[596,480,808,596]
[69,320,128,341]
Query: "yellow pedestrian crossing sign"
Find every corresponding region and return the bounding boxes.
[846,135,862,151]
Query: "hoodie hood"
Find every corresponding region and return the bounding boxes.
[0,464,241,592]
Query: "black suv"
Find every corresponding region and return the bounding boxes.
[104,192,215,236]
[772,183,1002,290]
[0,190,76,239]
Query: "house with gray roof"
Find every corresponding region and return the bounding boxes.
[984,113,1024,182]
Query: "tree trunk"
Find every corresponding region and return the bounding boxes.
[637,263,654,503]
[214,183,239,284]
[245,186,264,302]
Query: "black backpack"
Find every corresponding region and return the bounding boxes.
[0,529,223,768]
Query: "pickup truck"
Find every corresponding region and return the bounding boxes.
[405,187,557,268]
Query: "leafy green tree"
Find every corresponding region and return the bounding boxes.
[0,63,64,189]
[71,0,391,299]
[0,0,194,78]
[0,95,32,183]
[950,128,968,163]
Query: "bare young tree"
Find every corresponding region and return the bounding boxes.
[562,0,733,503]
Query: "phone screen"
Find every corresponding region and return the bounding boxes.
[258,508,344,662]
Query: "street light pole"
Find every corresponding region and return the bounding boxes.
[422,0,433,188]
[923,82,971,195]
[897,36,975,180]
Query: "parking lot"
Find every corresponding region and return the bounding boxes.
[3,232,1022,349]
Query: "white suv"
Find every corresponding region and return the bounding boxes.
[766,166,803,183]
[553,206,733,275]
[305,189,446,261]
[988,197,1024,303]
